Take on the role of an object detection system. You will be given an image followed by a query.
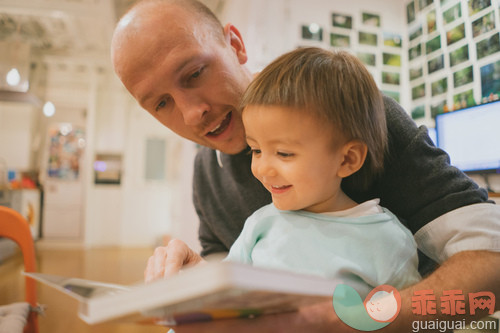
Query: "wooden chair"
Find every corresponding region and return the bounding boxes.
[0,206,39,333]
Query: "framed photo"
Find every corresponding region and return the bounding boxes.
[330,33,350,47]
[468,0,491,16]
[409,25,423,42]
[472,11,495,38]
[431,100,447,118]
[332,13,353,29]
[427,10,437,34]
[446,23,465,46]
[409,43,422,61]
[428,54,444,74]
[453,89,474,109]
[443,3,462,25]
[383,32,402,48]
[357,52,376,66]
[382,71,400,85]
[426,35,441,54]
[419,0,433,10]
[480,60,500,100]
[411,105,425,120]
[410,67,424,81]
[362,12,381,27]
[359,31,378,46]
[431,77,448,96]
[449,45,469,67]
[407,1,416,24]
[412,83,426,100]
[476,33,500,59]
[453,65,474,88]
[301,25,323,41]
[382,90,400,102]
[383,53,401,67]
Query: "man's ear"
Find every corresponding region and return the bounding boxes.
[337,141,368,178]
[223,23,248,64]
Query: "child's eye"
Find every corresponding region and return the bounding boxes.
[250,149,261,155]
[277,151,294,158]
[189,67,204,81]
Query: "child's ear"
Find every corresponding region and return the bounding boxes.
[337,140,368,178]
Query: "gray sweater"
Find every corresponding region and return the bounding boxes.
[193,96,490,270]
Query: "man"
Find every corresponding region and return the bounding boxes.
[111,0,500,331]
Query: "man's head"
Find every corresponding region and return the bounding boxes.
[240,47,387,189]
[111,0,253,154]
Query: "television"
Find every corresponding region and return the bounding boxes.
[435,100,500,174]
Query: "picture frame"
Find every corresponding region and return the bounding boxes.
[357,52,376,67]
[383,32,402,48]
[362,12,381,27]
[411,105,425,120]
[330,33,350,47]
[449,45,469,67]
[480,60,500,100]
[426,35,441,54]
[427,10,437,34]
[407,1,416,24]
[446,23,465,46]
[301,25,323,41]
[453,89,475,110]
[382,71,401,85]
[419,0,433,11]
[359,31,378,46]
[382,90,400,102]
[332,13,353,29]
[431,100,447,118]
[431,77,448,96]
[472,11,495,38]
[409,24,423,42]
[383,53,401,67]
[412,83,426,100]
[409,43,422,61]
[468,0,492,16]
[428,54,445,74]
[476,33,500,59]
[443,3,462,25]
[453,65,474,88]
[410,67,424,81]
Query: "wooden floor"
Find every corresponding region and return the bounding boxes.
[0,246,168,333]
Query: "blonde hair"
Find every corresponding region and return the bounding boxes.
[240,47,387,189]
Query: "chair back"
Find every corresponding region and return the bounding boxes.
[0,206,38,333]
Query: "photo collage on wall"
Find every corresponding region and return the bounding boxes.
[300,9,403,102]
[407,0,500,121]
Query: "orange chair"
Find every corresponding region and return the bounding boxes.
[0,206,39,333]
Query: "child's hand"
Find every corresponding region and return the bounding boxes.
[144,239,205,283]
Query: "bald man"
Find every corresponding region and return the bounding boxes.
[111,1,500,331]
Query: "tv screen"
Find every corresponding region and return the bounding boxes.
[435,100,500,173]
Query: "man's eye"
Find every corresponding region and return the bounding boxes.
[155,97,170,112]
[190,67,204,80]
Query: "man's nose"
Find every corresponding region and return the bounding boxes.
[176,93,209,126]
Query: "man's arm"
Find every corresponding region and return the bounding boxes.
[169,250,500,333]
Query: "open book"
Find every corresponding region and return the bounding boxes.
[25,261,339,325]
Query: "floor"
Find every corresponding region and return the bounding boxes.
[0,246,168,333]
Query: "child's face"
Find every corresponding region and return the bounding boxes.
[243,105,347,213]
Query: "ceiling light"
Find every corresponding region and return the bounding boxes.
[6,68,21,86]
[43,101,55,117]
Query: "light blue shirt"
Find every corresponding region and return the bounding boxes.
[225,201,421,297]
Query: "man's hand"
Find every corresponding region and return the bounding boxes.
[144,239,205,283]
